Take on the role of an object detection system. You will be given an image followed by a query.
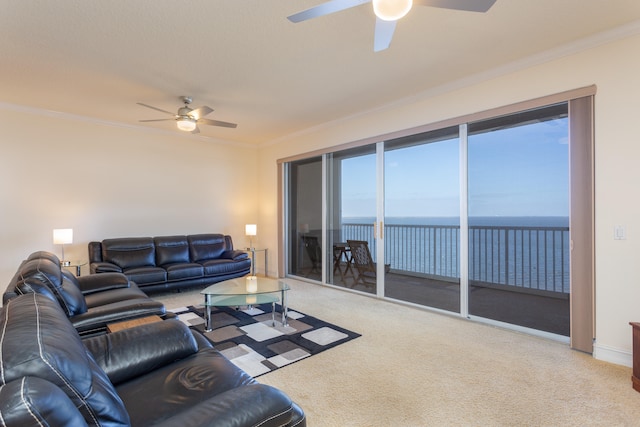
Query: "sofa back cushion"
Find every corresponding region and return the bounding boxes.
[188,234,227,262]
[154,235,190,266]
[102,237,156,269]
[0,294,130,426]
[15,257,88,317]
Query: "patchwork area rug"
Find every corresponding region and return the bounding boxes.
[169,304,360,377]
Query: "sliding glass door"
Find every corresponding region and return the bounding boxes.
[467,104,570,335]
[326,145,378,294]
[287,157,323,279]
[284,98,582,340]
[383,127,461,312]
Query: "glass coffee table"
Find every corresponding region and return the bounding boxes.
[200,277,290,332]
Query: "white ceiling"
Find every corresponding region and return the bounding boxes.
[1,1,640,145]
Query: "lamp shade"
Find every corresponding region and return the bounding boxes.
[245,224,257,236]
[373,0,413,21]
[53,229,73,245]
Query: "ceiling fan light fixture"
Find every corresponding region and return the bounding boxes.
[176,117,197,132]
[373,0,413,21]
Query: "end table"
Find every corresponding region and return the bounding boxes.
[244,248,268,276]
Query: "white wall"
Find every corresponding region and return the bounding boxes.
[259,32,640,366]
[0,109,259,284]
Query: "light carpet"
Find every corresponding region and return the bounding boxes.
[154,279,640,427]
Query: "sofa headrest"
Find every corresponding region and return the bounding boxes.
[27,250,61,265]
[101,237,156,269]
[0,294,130,426]
[15,256,87,317]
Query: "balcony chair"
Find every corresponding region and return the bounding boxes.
[346,240,390,287]
[302,235,321,277]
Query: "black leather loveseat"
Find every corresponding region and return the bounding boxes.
[89,234,252,293]
[3,251,167,336]
[0,293,305,426]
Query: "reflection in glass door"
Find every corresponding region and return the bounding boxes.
[383,128,460,312]
[327,145,377,294]
[467,104,570,336]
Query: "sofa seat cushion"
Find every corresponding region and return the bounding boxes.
[0,294,130,426]
[123,266,167,285]
[165,263,204,281]
[116,347,260,426]
[201,258,252,277]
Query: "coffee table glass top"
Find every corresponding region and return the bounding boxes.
[201,277,289,297]
[200,277,290,330]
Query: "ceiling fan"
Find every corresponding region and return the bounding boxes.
[287,0,497,52]
[137,96,237,134]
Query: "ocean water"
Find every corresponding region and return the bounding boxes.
[339,216,570,293]
[343,216,569,227]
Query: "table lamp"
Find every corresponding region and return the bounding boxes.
[245,224,257,250]
[53,228,73,266]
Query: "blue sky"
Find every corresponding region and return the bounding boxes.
[341,117,569,218]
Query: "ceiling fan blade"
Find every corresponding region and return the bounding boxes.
[374,18,396,52]
[199,118,238,129]
[139,118,173,122]
[190,106,214,120]
[287,0,371,23]
[414,0,497,13]
[136,102,175,116]
[191,126,200,135]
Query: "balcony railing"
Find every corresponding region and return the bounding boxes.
[341,223,570,294]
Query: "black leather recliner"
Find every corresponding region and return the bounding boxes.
[0,293,306,426]
[3,251,167,335]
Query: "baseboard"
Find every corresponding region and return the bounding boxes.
[593,342,633,367]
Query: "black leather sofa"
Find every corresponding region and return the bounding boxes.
[0,293,306,426]
[89,234,252,293]
[3,251,167,336]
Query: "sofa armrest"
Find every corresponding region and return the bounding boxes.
[0,377,89,427]
[71,299,166,335]
[83,319,198,385]
[151,384,295,427]
[221,250,249,261]
[90,262,123,274]
[76,272,131,294]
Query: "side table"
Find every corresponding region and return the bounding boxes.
[245,248,268,276]
[62,261,88,276]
